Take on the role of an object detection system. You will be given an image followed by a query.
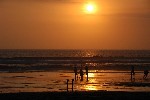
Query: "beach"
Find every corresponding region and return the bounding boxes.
[1,71,150,100]
[1,0,150,99]
[0,50,150,99]
[0,70,150,93]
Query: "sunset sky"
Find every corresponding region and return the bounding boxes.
[0,0,150,49]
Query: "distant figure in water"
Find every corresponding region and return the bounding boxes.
[143,70,149,79]
[131,66,135,80]
[85,66,88,81]
[74,66,78,80]
[79,68,84,81]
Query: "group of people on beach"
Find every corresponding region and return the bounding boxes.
[73,65,88,81]
[131,66,149,80]
[74,65,149,82]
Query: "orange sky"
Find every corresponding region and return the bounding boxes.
[0,0,150,49]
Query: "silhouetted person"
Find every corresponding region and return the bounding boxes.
[143,70,149,79]
[80,68,84,81]
[74,66,78,80]
[85,66,88,81]
[131,66,135,80]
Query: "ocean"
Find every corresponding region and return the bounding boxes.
[0,49,150,93]
[0,49,150,72]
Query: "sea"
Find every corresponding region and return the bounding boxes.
[0,49,150,93]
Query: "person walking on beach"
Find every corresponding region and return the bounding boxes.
[79,68,84,81]
[74,66,78,80]
[85,66,88,81]
[143,69,149,79]
[131,66,135,80]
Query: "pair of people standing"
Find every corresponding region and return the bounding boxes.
[73,65,88,81]
[131,66,149,80]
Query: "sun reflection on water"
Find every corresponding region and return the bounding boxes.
[85,85,98,91]
[84,72,100,91]
[88,73,95,78]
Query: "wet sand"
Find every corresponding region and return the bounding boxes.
[0,70,150,93]
[0,70,150,100]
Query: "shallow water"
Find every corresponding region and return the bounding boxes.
[0,70,150,93]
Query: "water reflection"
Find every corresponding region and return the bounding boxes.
[88,73,95,78]
[85,85,98,91]
[84,72,100,91]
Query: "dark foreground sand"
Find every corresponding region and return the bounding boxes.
[0,91,150,100]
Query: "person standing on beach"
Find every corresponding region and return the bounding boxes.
[143,69,149,79]
[85,66,88,81]
[79,68,84,81]
[74,66,78,80]
[131,66,135,80]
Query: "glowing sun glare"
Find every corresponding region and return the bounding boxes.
[87,4,94,12]
[84,3,96,14]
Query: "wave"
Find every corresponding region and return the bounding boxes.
[0,50,150,72]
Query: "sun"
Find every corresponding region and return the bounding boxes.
[84,3,96,14]
[86,4,94,12]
